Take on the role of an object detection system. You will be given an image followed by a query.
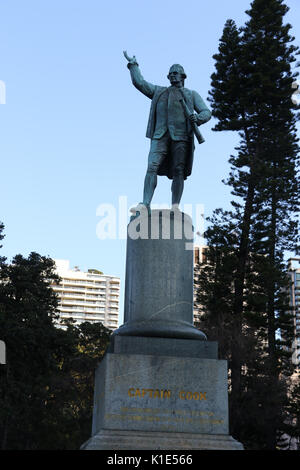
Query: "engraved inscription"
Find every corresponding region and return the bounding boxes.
[101,387,226,431]
[128,388,172,399]
[127,387,207,400]
[179,390,207,400]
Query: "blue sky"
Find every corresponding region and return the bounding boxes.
[0,0,299,323]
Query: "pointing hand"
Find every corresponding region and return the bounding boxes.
[123,50,138,65]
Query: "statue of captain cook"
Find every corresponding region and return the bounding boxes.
[124,51,211,211]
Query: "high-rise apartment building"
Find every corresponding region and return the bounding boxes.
[288,258,300,336]
[51,259,120,330]
[193,245,208,325]
[288,258,300,366]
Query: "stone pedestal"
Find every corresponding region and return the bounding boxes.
[81,210,243,450]
[114,209,206,340]
[81,337,243,450]
[82,430,242,450]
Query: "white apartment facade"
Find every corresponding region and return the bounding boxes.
[51,259,120,330]
[288,258,300,368]
[289,258,300,338]
[193,245,208,325]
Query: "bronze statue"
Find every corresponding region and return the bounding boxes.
[124,51,211,211]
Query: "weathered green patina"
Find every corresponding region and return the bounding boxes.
[124,51,211,210]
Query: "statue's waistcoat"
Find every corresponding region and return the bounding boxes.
[146,86,194,141]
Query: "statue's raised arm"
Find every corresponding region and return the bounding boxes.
[123,50,138,66]
[123,50,155,99]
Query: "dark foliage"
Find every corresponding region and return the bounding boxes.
[196,0,300,449]
[0,240,111,449]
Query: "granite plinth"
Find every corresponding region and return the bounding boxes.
[81,207,244,450]
[113,210,206,340]
[91,353,229,436]
[108,335,218,359]
[114,319,207,340]
[81,429,244,450]
[81,350,243,450]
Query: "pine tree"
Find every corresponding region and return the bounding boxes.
[0,246,111,449]
[0,252,61,448]
[198,0,300,449]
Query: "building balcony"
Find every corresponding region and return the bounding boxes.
[60,286,86,293]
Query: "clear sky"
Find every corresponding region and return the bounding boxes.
[0,0,299,323]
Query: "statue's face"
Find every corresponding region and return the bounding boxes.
[168,65,184,86]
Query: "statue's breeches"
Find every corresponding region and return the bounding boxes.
[147,132,189,178]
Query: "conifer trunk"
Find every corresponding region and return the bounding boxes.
[230,161,255,433]
[266,167,279,450]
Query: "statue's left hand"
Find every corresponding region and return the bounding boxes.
[189,113,197,124]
